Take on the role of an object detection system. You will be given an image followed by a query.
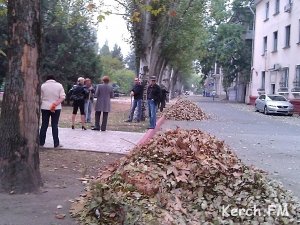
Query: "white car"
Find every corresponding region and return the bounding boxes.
[255,94,294,116]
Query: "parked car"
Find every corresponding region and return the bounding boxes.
[254,94,294,116]
[112,83,120,97]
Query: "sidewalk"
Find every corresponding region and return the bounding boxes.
[44,128,144,154]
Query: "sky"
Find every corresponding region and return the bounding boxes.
[97,3,131,57]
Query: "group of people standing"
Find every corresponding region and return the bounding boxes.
[39,75,113,148]
[67,75,113,131]
[126,76,168,129]
[39,74,168,148]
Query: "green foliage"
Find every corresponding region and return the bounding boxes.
[101,55,124,75]
[100,54,135,93]
[0,0,6,17]
[99,41,111,56]
[111,69,135,93]
[0,2,7,86]
[124,50,137,73]
[197,0,253,89]
[184,73,204,93]
[41,0,102,86]
[111,44,123,62]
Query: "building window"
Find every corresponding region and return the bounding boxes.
[280,68,289,87]
[262,71,266,89]
[273,31,278,52]
[284,25,291,48]
[265,2,269,20]
[295,65,300,87]
[263,36,267,54]
[275,0,280,14]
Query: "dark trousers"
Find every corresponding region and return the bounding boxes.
[39,109,61,147]
[94,111,108,131]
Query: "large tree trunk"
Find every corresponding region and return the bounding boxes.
[170,69,179,98]
[136,0,165,81]
[161,64,172,90]
[0,0,42,193]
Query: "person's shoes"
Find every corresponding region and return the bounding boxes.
[54,144,63,149]
[101,129,106,131]
[72,125,75,129]
[124,120,132,122]
[82,126,87,130]
[92,128,100,131]
[147,127,154,129]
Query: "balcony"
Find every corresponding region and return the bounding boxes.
[291,87,300,95]
[244,30,254,40]
[284,3,292,13]
[278,87,289,94]
[257,88,265,94]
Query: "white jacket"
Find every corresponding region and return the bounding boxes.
[41,80,66,110]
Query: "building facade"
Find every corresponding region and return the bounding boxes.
[250,0,300,112]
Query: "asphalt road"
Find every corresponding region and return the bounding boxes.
[161,96,300,198]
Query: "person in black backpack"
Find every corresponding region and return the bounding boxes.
[68,77,89,130]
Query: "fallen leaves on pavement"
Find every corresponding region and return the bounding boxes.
[163,98,209,121]
[70,128,300,225]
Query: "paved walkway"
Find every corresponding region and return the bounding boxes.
[44,128,144,154]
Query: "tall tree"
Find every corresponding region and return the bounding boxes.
[125,0,208,87]
[99,41,111,56]
[41,0,102,85]
[0,0,7,86]
[0,0,42,193]
[124,50,137,73]
[111,44,123,62]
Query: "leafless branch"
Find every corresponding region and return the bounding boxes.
[182,0,194,17]
[112,0,130,10]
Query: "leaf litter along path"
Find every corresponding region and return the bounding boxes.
[0,149,123,225]
[0,97,147,225]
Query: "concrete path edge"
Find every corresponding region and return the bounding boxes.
[137,115,165,146]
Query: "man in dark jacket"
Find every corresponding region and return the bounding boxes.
[147,76,161,129]
[159,85,169,112]
[125,77,143,122]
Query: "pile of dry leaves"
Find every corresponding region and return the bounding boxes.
[163,98,209,121]
[71,129,300,225]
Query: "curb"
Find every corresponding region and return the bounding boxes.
[137,115,165,146]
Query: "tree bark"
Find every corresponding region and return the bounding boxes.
[136,0,165,81]
[170,69,179,98]
[0,0,42,193]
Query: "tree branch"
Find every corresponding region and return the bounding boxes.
[182,0,194,18]
[112,0,130,11]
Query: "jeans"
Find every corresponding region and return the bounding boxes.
[84,100,93,122]
[128,99,142,121]
[39,109,61,147]
[147,99,156,128]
